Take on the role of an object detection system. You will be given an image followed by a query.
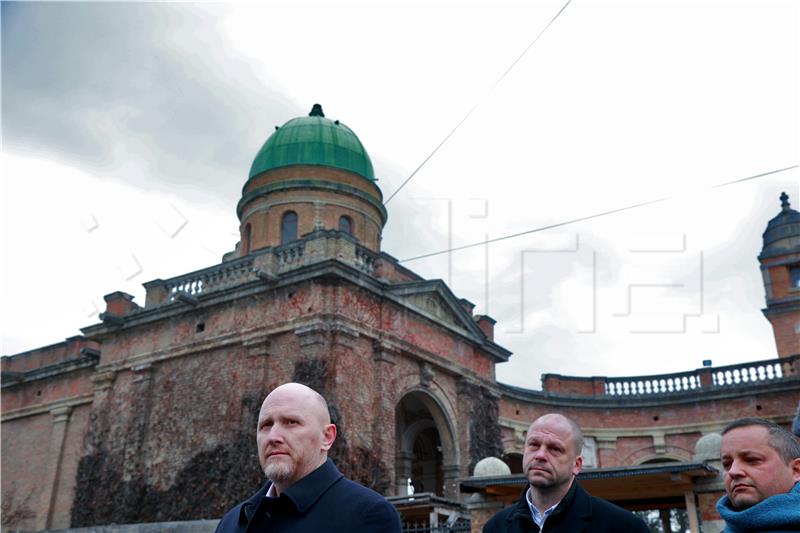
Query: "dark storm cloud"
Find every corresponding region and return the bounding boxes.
[2,2,297,203]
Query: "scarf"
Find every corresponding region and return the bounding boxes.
[716,482,800,532]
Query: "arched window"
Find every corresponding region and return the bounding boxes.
[281,211,298,244]
[243,223,252,255]
[338,215,353,235]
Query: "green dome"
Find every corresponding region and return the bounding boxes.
[249,105,375,181]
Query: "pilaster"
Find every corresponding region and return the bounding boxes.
[35,406,72,530]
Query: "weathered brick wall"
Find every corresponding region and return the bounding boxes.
[71,345,267,526]
[2,336,96,533]
[4,245,798,531]
[767,311,800,357]
[763,259,798,301]
[240,165,385,253]
[760,253,800,357]
[374,256,422,284]
[244,165,382,202]
[50,405,92,530]
[697,492,724,524]
[242,190,384,251]
[1,337,99,375]
[59,271,501,526]
[2,414,51,531]
[1,404,91,532]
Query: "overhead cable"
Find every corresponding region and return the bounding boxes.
[399,164,799,262]
[384,0,573,205]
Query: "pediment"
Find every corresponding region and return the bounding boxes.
[386,281,484,339]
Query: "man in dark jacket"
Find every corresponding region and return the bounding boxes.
[483,413,648,533]
[215,382,401,532]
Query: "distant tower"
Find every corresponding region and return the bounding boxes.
[236,104,386,256]
[759,192,800,357]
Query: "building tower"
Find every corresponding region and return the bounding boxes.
[759,191,800,357]
[235,104,387,255]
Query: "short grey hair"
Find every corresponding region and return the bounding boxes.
[722,417,800,464]
[532,413,584,456]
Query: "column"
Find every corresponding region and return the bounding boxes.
[396,451,414,495]
[685,490,701,533]
[442,463,461,500]
[35,405,72,530]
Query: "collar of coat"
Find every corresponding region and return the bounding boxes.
[716,481,800,533]
[509,479,592,526]
[238,458,343,525]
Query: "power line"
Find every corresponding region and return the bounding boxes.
[383,0,573,205]
[399,164,799,263]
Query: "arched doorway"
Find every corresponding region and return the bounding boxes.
[502,452,523,474]
[395,390,457,497]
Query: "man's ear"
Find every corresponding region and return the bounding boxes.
[321,423,337,451]
[790,457,800,482]
[572,454,583,476]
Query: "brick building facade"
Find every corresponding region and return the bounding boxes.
[2,106,799,533]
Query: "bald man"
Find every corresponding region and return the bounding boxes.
[484,413,648,532]
[215,383,401,532]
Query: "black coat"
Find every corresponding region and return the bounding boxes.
[483,481,649,533]
[215,459,401,533]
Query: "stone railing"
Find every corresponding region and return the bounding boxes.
[144,255,258,305]
[164,256,256,300]
[604,369,702,396]
[355,247,377,275]
[144,231,381,307]
[541,354,800,397]
[275,240,305,272]
[603,355,799,397]
[710,357,797,386]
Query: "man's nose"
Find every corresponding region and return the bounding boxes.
[266,425,286,443]
[727,460,745,477]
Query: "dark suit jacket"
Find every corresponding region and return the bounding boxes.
[483,481,649,533]
[215,459,401,533]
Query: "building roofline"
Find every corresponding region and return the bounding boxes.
[459,461,718,491]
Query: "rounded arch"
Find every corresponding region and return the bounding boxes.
[395,388,459,497]
[396,385,459,464]
[338,214,353,235]
[243,223,252,255]
[625,444,693,465]
[634,452,691,465]
[502,452,523,474]
[400,419,437,452]
[280,210,298,244]
[384,370,461,462]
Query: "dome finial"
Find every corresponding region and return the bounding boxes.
[309,104,325,117]
[781,191,791,212]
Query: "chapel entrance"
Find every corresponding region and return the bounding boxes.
[395,390,456,497]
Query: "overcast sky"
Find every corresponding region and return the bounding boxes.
[2,1,798,388]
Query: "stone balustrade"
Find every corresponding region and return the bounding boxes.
[604,355,799,396]
[163,255,257,301]
[605,370,702,396]
[355,247,377,275]
[710,357,796,386]
[542,354,800,397]
[144,230,377,306]
[275,240,305,272]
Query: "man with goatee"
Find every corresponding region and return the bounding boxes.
[216,382,401,532]
[483,413,648,532]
